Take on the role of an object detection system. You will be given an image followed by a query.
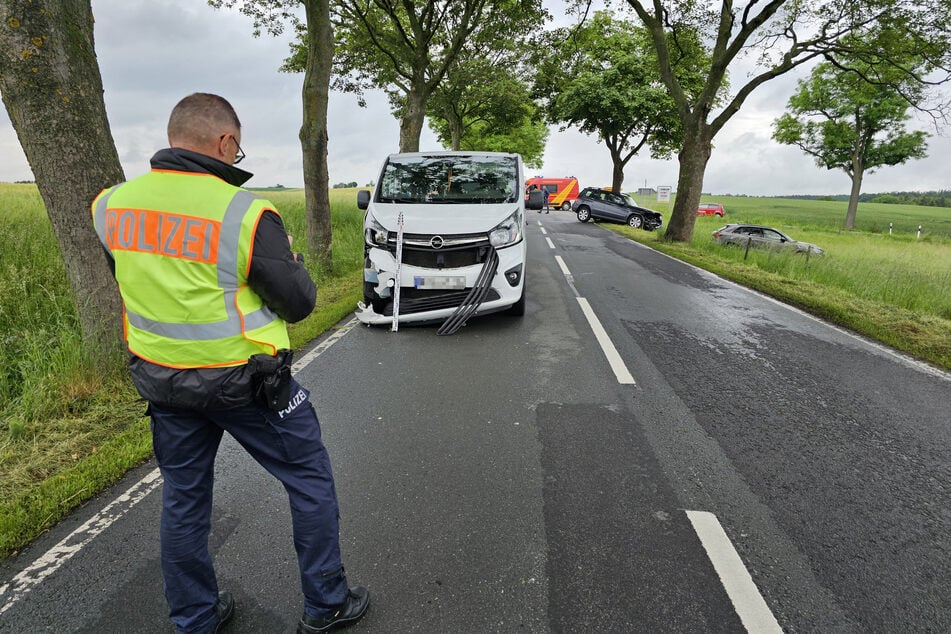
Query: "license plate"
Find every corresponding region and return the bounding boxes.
[414,275,466,290]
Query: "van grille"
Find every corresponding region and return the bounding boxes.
[386,232,491,269]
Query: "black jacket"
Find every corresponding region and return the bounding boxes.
[107,148,317,410]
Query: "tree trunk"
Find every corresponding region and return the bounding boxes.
[611,160,625,193]
[450,116,463,150]
[665,120,713,243]
[399,88,427,152]
[300,0,333,270]
[844,165,864,230]
[0,0,124,360]
[606,136,625,192]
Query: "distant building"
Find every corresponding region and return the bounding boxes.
[637,187,656,196]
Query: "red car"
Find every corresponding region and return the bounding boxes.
[697,202,724,217]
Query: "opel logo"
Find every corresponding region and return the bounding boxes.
[430,235,444,249]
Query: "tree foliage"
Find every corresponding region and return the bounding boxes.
[773,42,930,229]
[427,53,548,165]
[535,11,708,192]
[312,0,544,152]
[621,0,951,242]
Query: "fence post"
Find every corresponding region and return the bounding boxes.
[744,236,752,260]
[889,222,893,235]
[917,225,922,240]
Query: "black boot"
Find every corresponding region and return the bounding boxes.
[298,587,370,633]
[214,592,234,632]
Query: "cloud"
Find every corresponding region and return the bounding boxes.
[0,0,946,197]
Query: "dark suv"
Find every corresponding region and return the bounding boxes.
[571,187,663,230]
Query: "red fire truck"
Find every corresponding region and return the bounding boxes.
[524,176,580,211]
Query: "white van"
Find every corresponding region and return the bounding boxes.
[356,151,543,333]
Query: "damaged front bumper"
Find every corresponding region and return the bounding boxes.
[356,242,525,327]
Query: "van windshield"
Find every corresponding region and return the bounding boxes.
[378,155,518,204]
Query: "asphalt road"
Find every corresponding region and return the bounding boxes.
[2,210,950,633]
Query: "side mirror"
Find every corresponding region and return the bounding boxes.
[525,190,544,210]
[357,189,371,210]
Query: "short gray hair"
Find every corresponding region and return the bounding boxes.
[167,93,241,146]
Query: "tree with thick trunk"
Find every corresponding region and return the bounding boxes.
[670,115,714,240]
[534,11,698,194]
[211,0,336,270]
[299,0,334,268]
[626,0,951,243]
[846,156,865,230]
[0,0,124,359]
[399,86,429,153]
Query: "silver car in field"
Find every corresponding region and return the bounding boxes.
[712,224,824,255]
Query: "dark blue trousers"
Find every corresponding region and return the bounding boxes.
[150,380,348,633]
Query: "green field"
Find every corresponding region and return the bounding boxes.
[1,183,949,558]
[691,195,951,237]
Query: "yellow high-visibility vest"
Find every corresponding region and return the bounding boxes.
[92,169,289,368]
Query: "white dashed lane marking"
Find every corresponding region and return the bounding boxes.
[687,511,783,633]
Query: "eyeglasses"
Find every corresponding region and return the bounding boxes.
[221,134,246,165]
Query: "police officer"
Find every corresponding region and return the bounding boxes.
[92,93,369,634]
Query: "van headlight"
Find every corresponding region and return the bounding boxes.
[364,214,389,247]
[488,209,523,248]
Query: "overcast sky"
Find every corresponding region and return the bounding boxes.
[1,0,948,196]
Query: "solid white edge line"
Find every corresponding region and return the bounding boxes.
[0,470,162,615]
[576,297,636,385]
[1,316,359,616]
[686,510,783,633]
[292,316,358,373]
[545,237,555,249]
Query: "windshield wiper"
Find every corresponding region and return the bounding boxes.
[379,196,423,203]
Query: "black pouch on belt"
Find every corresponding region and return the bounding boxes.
[248,349,294,411]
